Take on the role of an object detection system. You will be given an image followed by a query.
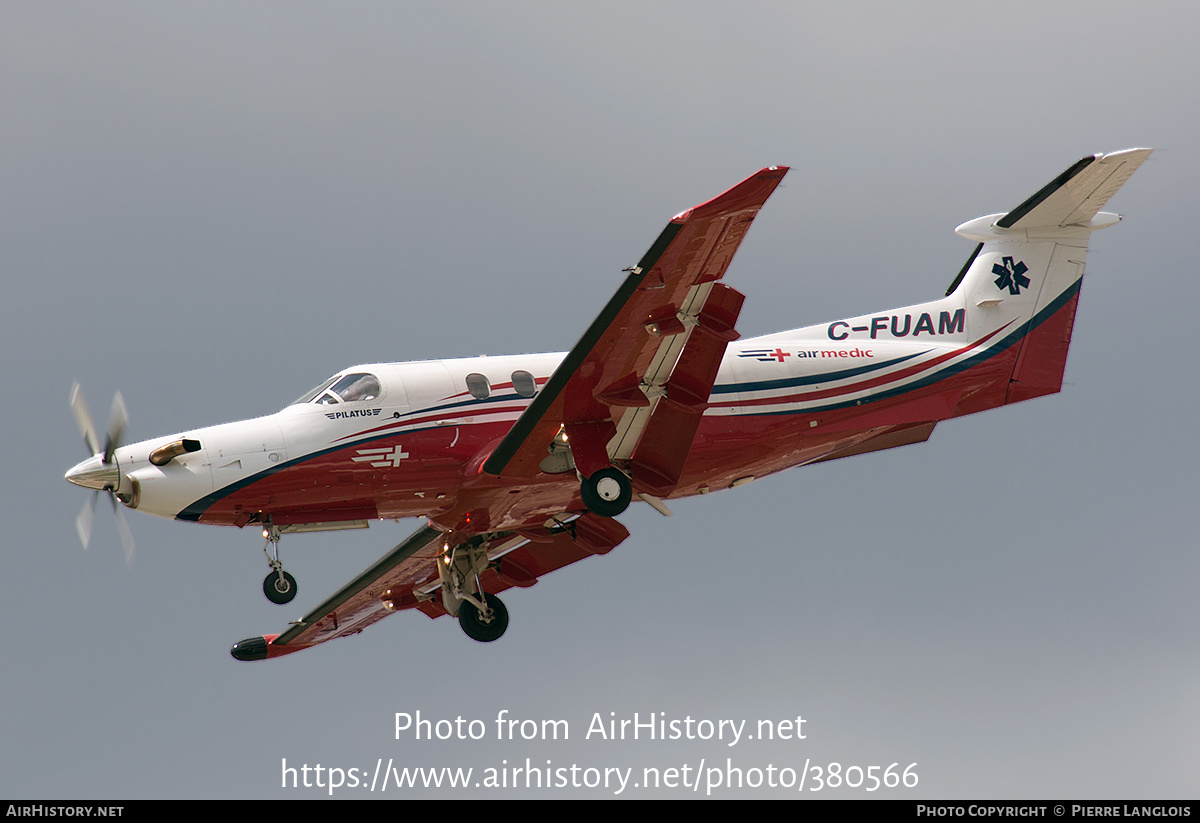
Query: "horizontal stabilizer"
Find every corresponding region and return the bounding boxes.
[997,148,1152,230]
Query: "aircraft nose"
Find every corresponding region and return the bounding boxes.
[65,455,120,491]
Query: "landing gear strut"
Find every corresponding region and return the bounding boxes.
[580,467,632,517]
[260,521,297,605]
[438,540,509,642]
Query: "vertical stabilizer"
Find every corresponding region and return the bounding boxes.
[946,149,1152,403]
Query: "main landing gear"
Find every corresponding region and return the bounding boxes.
[261,522,297,605]
[579,467,632,517]
[438,540,510,642]
[264,570,297,605]
[458,591,509,642]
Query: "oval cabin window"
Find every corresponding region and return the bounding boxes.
[465,373,491,400]
[512,370,536,398]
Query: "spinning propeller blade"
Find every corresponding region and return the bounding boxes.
[67,383,136,561]
[103,392,127,465]
[76,492,97,550]
[70,382,99,457]
[112,496,135,565]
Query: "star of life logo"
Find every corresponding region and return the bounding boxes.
[992,256,1031,295]
[352,445,409,468]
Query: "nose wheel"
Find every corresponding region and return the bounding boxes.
[260,521,297,605]
[264,570,298,604]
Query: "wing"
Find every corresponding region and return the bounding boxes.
[482,167,789,495]
[230,514,629,660]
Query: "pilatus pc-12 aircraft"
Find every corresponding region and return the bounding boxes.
[64,149,1151,660]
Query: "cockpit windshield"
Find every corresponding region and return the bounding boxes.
[291,373,382,406]
[292,376,339,405]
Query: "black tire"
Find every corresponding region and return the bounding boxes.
[579,467,632,517]
[263,570,298,605]
[458,592,509,642]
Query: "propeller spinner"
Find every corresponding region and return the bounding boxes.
[66,383,135,563]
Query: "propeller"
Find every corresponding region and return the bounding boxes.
[66,383,135,564]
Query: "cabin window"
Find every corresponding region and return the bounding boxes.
[465,373,491,400]
[512,370,537,398]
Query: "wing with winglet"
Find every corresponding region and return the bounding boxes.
[482,167,789,496]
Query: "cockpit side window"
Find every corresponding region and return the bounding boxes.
[330,373,381,402]
[293,373,381,406]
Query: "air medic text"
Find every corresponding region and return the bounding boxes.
[828,309,965,340]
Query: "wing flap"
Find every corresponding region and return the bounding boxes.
[484,167,788,479]
[495,514,630,587]
[623,283,746,496]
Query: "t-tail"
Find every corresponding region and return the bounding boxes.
[826,149,1152,409]
[947,148,1151,403]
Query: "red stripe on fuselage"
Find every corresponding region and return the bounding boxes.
[712,322,1012,409]
[331,404,529,443]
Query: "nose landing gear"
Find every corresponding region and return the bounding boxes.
[260,522,297,605]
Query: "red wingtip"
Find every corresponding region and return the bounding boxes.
[673,166,789,223]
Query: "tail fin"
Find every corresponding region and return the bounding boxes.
[946,148,1152,404]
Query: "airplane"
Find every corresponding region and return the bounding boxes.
[64,149,1152,661]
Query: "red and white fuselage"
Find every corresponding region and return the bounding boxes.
[78,255,1081,536]
[63,150,1152,657]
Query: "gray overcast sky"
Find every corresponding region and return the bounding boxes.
[4,1,1196,799]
